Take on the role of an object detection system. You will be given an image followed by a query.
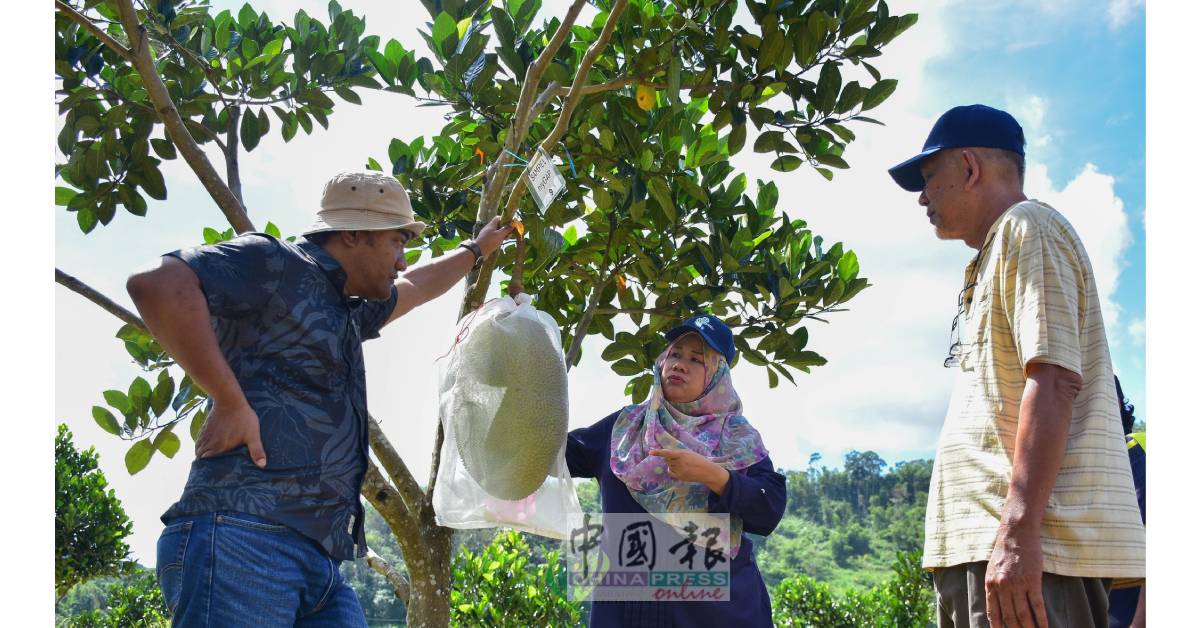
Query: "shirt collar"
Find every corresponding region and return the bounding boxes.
[296,236,349,295]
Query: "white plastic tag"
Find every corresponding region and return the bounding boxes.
[525,146,567,212]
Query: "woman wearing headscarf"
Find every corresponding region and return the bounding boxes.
[566,314,787,627]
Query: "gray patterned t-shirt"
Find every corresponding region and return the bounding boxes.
[161,233,397,560]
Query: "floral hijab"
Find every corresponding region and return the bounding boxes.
[609,334,768,556]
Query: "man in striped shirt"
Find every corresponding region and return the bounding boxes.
[888,105,1145,627]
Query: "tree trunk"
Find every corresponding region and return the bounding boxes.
[226,105,243,205]
[402,519,453,627]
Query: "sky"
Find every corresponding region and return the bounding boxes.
[50,0,1148,568]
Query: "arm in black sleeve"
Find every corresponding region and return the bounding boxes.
[566,412,620,479]
[707,455,787,536]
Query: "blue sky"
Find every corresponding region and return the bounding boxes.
[49,0,1147,565]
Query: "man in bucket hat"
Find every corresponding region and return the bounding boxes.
[126,171,511,625]
[889,106,1144,627]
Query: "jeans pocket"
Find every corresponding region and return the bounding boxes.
[216,513,290,533]
[156,521,193,614]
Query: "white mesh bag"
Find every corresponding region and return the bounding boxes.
[432,293,582,538]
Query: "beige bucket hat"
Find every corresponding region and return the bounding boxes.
[302,171,427,237]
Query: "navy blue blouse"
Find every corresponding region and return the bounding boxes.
[566,411,786,627]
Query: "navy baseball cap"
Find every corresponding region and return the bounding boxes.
[888,104,1026,192]
[665,314,736,365]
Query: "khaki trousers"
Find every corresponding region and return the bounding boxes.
[933,562,1108,628]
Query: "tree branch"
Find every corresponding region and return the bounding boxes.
[564,277,612,371]
[225,105,243,205]
[461,0,627,316]
[541,0,628,151]
[55,0,134,63]
[112,0,255,234]
[366,550,411,606]
[499,0,628,223]
[367,414,426,515]
[458,0,588,319]
[55,268,147,332]
[361,461,424,561]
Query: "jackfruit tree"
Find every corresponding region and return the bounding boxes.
[54,0,916,625]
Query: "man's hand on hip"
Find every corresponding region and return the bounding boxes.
[985,523,1049,628]
[195,396,267,467]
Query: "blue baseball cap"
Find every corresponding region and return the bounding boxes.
[888,104,1026,192]
[665,314,736,365]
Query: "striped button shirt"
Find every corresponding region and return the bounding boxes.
[923,200,1145,578]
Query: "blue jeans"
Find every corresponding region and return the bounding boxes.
[156,511,367,627]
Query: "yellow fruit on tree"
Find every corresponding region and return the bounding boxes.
[636,83,656,111]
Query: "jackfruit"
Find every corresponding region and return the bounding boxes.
[451,310,569,500]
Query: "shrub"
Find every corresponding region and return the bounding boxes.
[56,424,134,598]
[60,569,168,627]
[772,550,934,627]
[451,530,582,627]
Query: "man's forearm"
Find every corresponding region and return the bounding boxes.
[127,257,245,405]
[388,247,477,322]
[1002,362,1083,531]
[401,246,475,301]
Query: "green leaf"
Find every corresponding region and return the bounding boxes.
[151,374,175,417]
[150,138,177,160]
[154,430,181,458]
[862,79,898,111]
[124,439,155,474]
[814,153,850,169]
[837,250,859,282]
[92,406,121,435]
[754,130,784,153]
[240,107,261,150]
[334,85,361,105]
[55,186,78,206]
[261,37,284,58]
[265,221,282,238]
[771,155,803,172]
[647,178,675,223]
[728,124,747,155]
[77,208,97,234]
[190,409,208,441]
[431,12,456,48]
[103,390,132,416]
[140,166,167,200]
[816,61,842,112]
[129,376,152,412]
[612,359,643,376]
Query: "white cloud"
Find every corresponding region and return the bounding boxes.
[1128,317,1145,345]
[1107,0,1145,30]
[1010,94,1052,150]
[1025,162,1132,342]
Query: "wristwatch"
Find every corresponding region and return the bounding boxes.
[459,240,484,269]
